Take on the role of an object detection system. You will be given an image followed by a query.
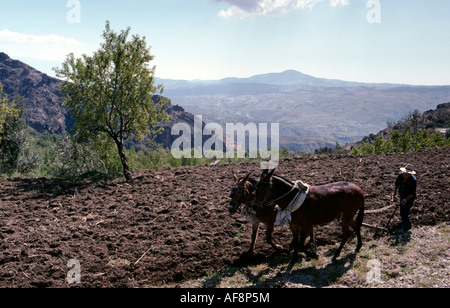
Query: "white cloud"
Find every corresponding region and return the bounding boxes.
[0,29,88,63]
[329,0,350,7]
[215,0,350,18]
[213,0,261,12]
[217,0,319,18]
[0,29,80,46]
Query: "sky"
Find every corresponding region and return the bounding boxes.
[0,0,449,85]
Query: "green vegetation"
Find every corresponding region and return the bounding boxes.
[351,109,450,155]
[351,128,449,155]
[315,142,346,155]
[54,22,169,181]
[0,129,293,179]
[0,82,20,143]
[0,83,30,175]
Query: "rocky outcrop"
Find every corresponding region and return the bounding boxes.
[0,52,65,133]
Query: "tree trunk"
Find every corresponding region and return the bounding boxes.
[115,139,132,182]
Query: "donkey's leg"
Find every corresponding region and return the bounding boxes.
[308,227,316,247]
[305,226,318,259]
[247,221,259,254]
[333,220,350,261]
[298,230,308,253]
[289,223,300,255]
[265,223,283,251]
[350,219,363,253]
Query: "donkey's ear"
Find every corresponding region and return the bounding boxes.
[265,169,276,179]
[260,169,269,179]
[261,169,275,180]
[242,172,252,183]
[232,172,239,183]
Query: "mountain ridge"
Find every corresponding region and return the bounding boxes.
[156,69,412,90]
[0,52,201,149]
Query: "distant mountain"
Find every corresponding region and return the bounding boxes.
[218,70,370,87]
[157,69,402,92]
[158,71,450,152]
[0,52,200,149]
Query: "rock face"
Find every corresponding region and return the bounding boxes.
[422,102,450,128]
[0,52,199,149]
[0,52,65,133]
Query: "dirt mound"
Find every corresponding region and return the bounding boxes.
[0,148,448,287]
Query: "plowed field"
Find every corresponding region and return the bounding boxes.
[0,148,448,287]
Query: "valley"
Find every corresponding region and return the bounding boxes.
[160,71,450,151]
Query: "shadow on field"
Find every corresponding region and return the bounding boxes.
[202,248,358,288]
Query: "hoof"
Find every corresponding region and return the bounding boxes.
[245,249,254,256]
[273,244,284,251]
[306,251,319,260]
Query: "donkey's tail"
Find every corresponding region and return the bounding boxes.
[356,199,365,229]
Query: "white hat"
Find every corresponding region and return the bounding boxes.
[400,164,416,175]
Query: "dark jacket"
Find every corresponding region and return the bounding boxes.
[395,173,417,201]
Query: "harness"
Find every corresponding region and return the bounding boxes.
[253,177,310,226]
[275,181,310,226]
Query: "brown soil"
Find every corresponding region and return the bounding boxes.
[0,148,448,287]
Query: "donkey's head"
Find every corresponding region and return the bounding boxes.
[228,172,252,214]
[252,169,276,210]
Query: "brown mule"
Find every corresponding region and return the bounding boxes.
[253,169,365,261]
[228,172,282,254]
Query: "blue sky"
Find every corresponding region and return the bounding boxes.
[0,0,449,85]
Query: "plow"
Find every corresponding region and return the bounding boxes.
[362,202,401,235]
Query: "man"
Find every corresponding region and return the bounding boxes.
[393,164,417,233]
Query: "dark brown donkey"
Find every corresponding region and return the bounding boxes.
[253,169,365,261]
[228,173,282,254]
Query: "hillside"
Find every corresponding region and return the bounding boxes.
[0,147,448,287]
[0,52,200,149]
[347,102,450,149]
[0,52,65,133]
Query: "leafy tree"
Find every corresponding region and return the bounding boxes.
[0,94,27,173]
[55,22,169,181]
[0,83,28,174]
[0,82,19,143]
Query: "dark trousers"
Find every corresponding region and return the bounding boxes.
[400,199,414,232]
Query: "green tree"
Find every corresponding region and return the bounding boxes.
[0,94,27,173]
[55,22,169,181]
[0,82,19,143]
